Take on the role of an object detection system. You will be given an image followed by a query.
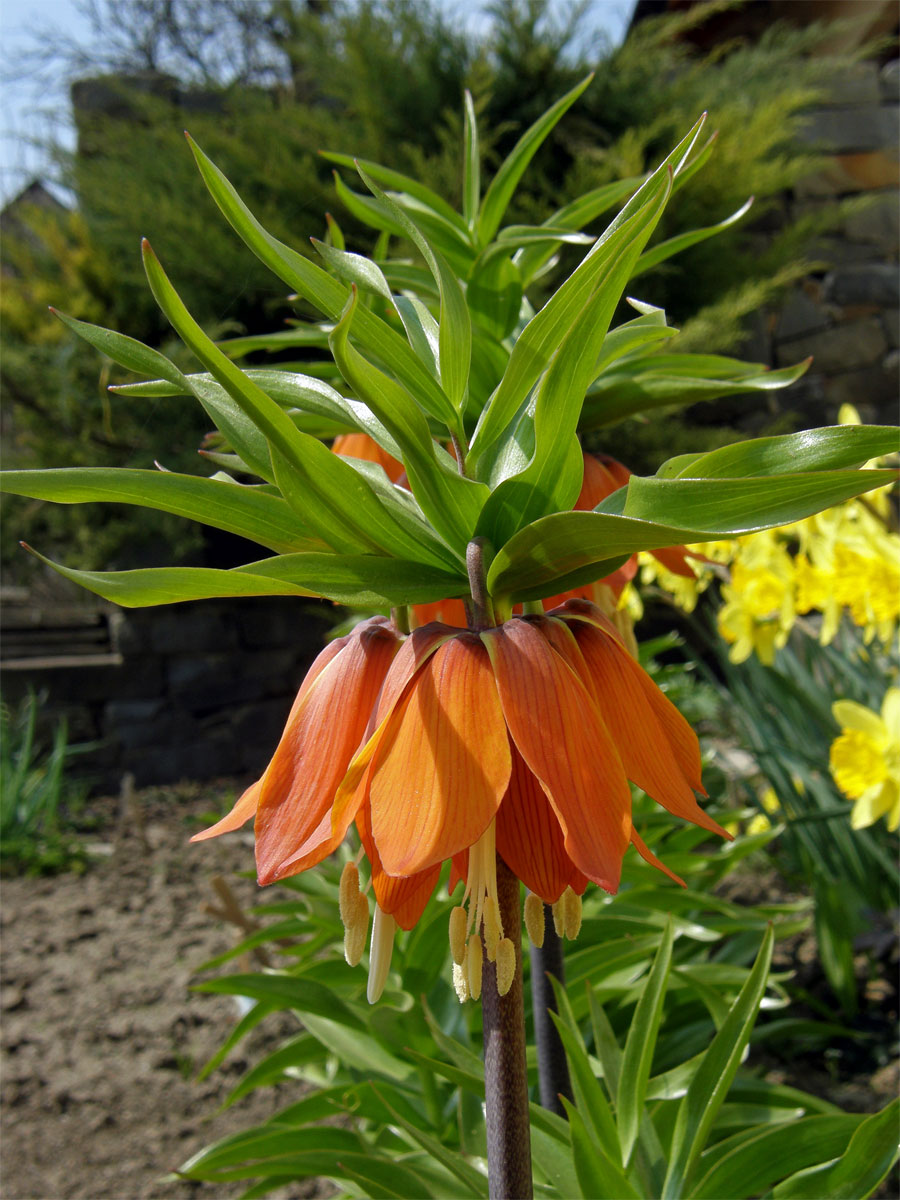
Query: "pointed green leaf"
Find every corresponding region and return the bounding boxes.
[462,89,480,230]
[311,238,393,302]
[329,287,486,553]
[186,136,457,427]
[632,196,754,278]
[320,151,468,233]
[662,425,899,479]
[618,916,674,1165]
[661,924,774,1199]
[772,1100,900,1200]
[234,551,466,606]
[477,73,594,244]
[560,1098,641,1200]
[51,308,189,388]
[0,467,321,555]
[357,166,471,415]
[141,240,453,565]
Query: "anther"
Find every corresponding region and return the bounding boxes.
[551,897,566,939]
[483,895,502,961]
[339,861,360,926]
[367,904,396,1004]
[467,933,483,1001]
[452,961,469,1004]
[523,893,545,947]
[496,938,516,996]
[563,887,583,940]
[449,905,468,966]
[344,889,369,967]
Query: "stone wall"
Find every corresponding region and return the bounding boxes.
[744,59,899,428]
[1,594,333,793]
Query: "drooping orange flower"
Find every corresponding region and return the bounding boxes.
[331,432,405,483]
[195,600,728,1002]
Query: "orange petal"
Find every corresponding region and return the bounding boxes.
[332,432,404,483]
[630,826,685,886]
[577,453,625,509]
[496,745,574,904]
[449,850,468,894]
[357,802,440,930]
[483,618,631,893]
[190,779,260,841]
[263,807,337,882]
[410,598,468,628]
[254,621,401,884]
[369,633,512,876]
[652,544,704,577]
[566,619,728,837]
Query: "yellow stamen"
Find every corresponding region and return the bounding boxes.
[563,887,583,941]
[551,897,566,939]
[523,893,545,947]
[449,905,468,965]
[483,895,502,961]
[467,933,483,1001]
[338,861,360,926]
[452,961,469,1004]
[343,889,369,967]
[496,938,516,996]
[367,904,396,1004]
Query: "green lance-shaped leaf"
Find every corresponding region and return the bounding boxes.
[471,117,703,468]
[217,327,333,357]
[477,73,594,245]
[617,915,674,1166]
[631,196,754,278]
[25,546,465,609]
[487,464,896,601]
[771,1099,900,1200]
[560,1098,641,1200]
[51,308,190,388]
[311,238,394,303]
[320,150,470,236]
[661,924,774,1199]
[466,253,523,341]
[0,467,321,555]
[356,166,471,417]
[185,135,457,429]
[658,424,900,480]
[141,240,454,568]
[582,354,811,429]
[690,1113,866,1200]
[475,172,673,544]
[462,88,480,231]
[329,286,486,555]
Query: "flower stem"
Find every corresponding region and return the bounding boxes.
[529,906,573,1116]
[482,855,533,1200]
[466,537,496,631]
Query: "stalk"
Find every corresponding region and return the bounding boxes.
[529,906,573,1115]
[482,855,533,1200]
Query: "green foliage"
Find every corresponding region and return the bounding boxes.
[0,691,92,876]
[700,619,899,1017]
[174,819,897,1198]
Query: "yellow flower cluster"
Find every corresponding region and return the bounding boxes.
[638,409,898,665]
[830,689,900,831]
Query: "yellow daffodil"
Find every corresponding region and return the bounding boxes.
[830,688,900,831]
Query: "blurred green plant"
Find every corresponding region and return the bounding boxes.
[0,691,93,876]
[173,821,898,1199]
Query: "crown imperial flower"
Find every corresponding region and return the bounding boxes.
[195,600,728,1001]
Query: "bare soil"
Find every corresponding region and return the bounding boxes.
[1,780,328,1200]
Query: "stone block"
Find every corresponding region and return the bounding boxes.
[775,287,830,341]
[795,151,899,197]
[882,308,900,348]
[800,105,899,155]
[881,60,900,102]
[147,607,239,656]
[821,359,900,421]
[824,64,881,107]
[776,317,888,372]
[842,190,900,250]
[823,263,900,307]
[236,600,331,651]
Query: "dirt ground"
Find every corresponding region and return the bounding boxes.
[1,781,329,1200]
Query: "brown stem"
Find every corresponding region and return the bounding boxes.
[482,856,533,1200]
[529,905,573,1116]
[466,537,495,631]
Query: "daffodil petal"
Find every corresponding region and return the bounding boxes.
[832,699,886,741]
[370,634,512,876]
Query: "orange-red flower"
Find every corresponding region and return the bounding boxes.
[331,432,405,483]
[195,600,727,1002]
